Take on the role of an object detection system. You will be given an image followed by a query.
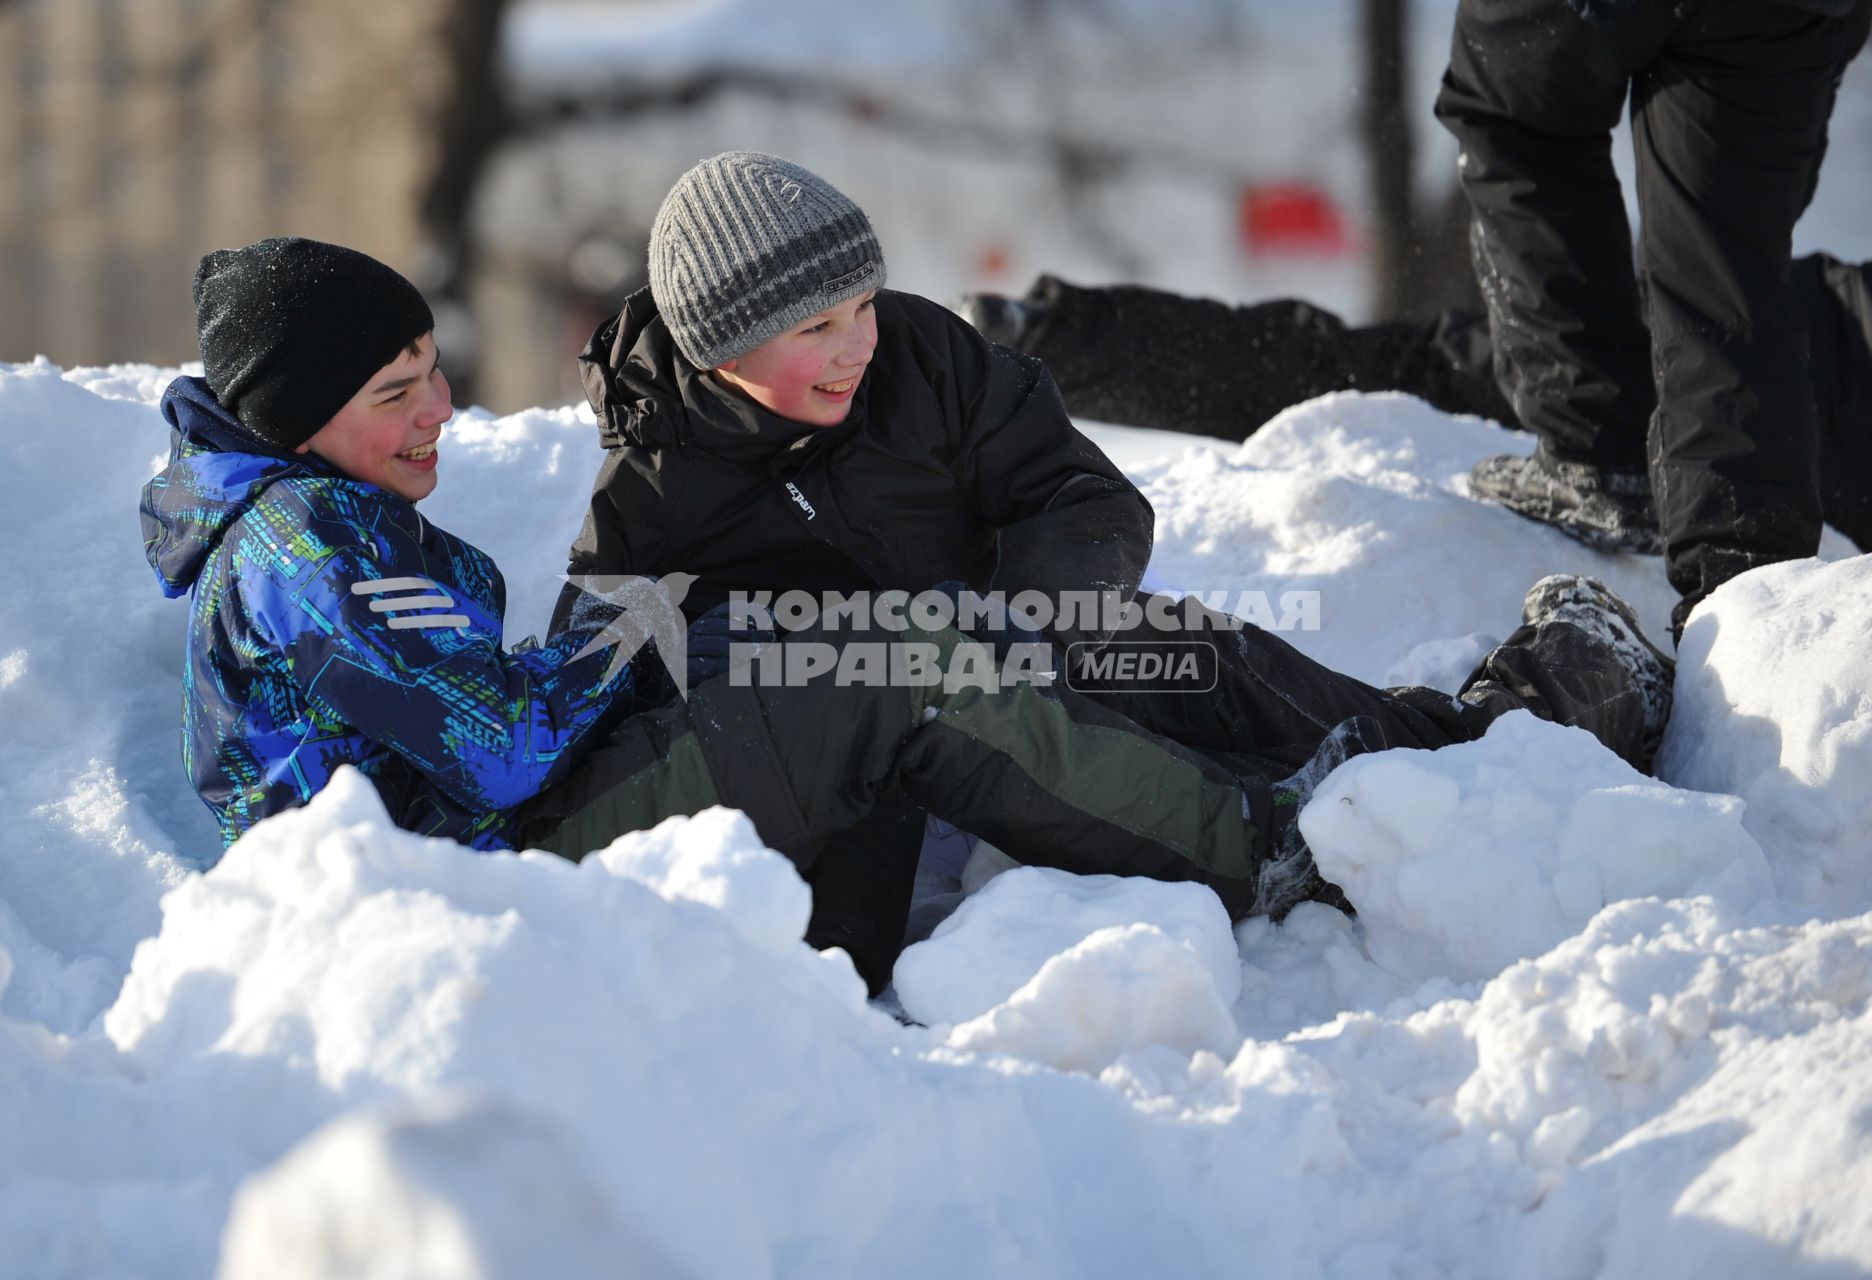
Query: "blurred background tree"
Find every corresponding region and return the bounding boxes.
[0,0,1532,413]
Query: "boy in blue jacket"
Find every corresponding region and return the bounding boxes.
[139,237,1296,932]
[141,237,642,853]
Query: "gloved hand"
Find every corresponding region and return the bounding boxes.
[684,600,775,687]
[924,580,1055,678]
[562,582,625,636]
[1565,0,1638,27]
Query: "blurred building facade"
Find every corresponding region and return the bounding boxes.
[0,0,461,372]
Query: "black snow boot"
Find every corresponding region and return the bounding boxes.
[1253,716,1413,921]
[1469,450,1663,554]
[1521,573,1676,764]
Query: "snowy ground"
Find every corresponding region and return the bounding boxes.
[3,358,1871,1278]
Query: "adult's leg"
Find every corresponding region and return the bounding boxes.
[1011,276,1374,437]
[1434,0,1670,470]
[1007,275,1516,439]
[1801,252,1872,551]
[1635,0,1872,627]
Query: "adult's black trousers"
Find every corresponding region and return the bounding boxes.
[1432,0,1871,622]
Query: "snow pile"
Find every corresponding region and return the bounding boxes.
[5,357,1872,1276]
[894,866,1239,1023]
[1456,897,1872,1277]
[1140,391,1860,690]
[1303,712,1772,984]
[97,782,881,1277]
[1660,556,1872,904]
[895,868,1242,1071]
[1140,393,1674,688]
[15,779,1350,1277]
[219,1097,687,1280]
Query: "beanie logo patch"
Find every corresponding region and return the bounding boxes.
[821,265,873,297]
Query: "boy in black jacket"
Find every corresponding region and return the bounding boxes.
[557,152,1678,983]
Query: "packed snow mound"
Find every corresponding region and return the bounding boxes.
[1456,897,1872,1278]
[1660,555,1872,905]
[894,865,1240,1024]
[1139,391,1860,690]
[217,1097,689,1280]
[945,922,1244,1073]
[1137,392,1678,689]
[19,777,1356,1278]
[1305,712,1772,984]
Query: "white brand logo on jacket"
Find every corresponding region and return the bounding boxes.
[784,482,818,521]
[351,577,470,629]
[563,572,697,697]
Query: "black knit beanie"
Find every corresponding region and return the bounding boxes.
[192,237,435,449]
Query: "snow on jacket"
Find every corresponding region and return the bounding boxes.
[141,376,638,857]
[553,288,1154,650]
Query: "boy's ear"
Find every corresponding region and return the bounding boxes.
[715,357,739,374]
[293,442,311,455]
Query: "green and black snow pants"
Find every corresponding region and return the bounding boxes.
[517,598,1651,920]
[514,620,1269,917]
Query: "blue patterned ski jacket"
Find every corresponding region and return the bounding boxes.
[141,376,637,858]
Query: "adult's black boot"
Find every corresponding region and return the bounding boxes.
[1469,449,1663,554]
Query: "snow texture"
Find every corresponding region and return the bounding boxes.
[3,356,1872,1278]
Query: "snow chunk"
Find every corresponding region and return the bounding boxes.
[1241,389,1531,488]
[946,923,1241,1073]
[892,866,1240,1026]
[584,806,812,958]
[1660,555,1872,904]
[1305,712,1771,984]
[218,1096,694,1280]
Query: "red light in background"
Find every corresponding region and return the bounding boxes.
[1239,183,1352,258]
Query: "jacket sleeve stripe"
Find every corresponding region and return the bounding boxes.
[368,594,457,612]
[351,576,439,594]
[386,614,473,630]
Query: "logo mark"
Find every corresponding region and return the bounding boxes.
[1064,641,1218,694]
[562,572,697,695]
[784,482,818,521]
[820,265,872,296]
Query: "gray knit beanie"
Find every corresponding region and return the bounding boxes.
[648,151,886,370]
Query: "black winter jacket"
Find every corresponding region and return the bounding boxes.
[554,288,1153,648]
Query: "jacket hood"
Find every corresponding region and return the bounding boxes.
[140,375,334,598]
[578,286,868,471]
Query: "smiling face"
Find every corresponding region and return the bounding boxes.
[295,333,452,502]
[713,291,878,427]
